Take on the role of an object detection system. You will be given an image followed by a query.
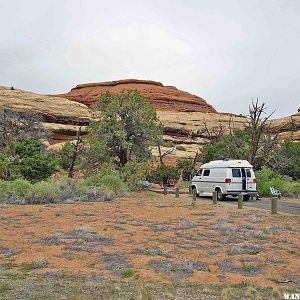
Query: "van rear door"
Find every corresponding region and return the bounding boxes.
[241,168,247,191]
[231,168,242,191]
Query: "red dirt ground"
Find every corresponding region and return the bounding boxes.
[0,193,299,287]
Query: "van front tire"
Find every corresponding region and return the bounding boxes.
[191,186,199,197]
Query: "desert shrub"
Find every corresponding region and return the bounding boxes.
[176,145,186,151]
[163,141,175,148]
[280,181,300,197]
[148,164,181,186]
[56,178,77,200]
[84,172,127,196]
[28,181,60,204]
[76,185,115,202]
[0,179,31,198]
[0,176,120,204]
[121,160,148,191]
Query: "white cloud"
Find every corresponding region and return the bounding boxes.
[0,0,299,117]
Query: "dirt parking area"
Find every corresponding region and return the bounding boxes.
[0,192,299,299]
[220,197,300,216]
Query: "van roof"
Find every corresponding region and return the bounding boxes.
[201,160,253,169]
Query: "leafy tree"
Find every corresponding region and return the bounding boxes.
[149,164,180,186]
[87,90,158,168]
[57,128,84,178]
[201,128,251,163]
[269,139,300,179]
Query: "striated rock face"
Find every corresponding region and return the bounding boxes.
[0,86,92,144]
[1,84,299,162]
[56,79,217,113]
[271,110,300,142]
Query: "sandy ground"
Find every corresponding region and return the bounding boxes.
[0,192,299,289]
[0,192,299,300]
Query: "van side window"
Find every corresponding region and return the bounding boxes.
[232,168,241,177]
[203,169,210,176]
[196,169,202,176]
[246,169,252,177]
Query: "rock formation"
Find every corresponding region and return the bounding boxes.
[0,86,92,145]
[56,79,217,113]
[0,83,299,163]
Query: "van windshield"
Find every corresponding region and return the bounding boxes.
[196,169,202,176]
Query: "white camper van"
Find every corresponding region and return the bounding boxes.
[191,160,257,200]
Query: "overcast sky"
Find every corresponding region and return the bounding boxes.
[0,0,299,117]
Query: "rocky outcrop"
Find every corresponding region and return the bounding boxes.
[0,86,92,144]
[270,110,300,142]
[56,79,217,113]
[1,85,299,162]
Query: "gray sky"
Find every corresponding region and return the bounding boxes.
[1,0,299,117]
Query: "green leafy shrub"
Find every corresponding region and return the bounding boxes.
[120,268,136,278]
[149,164,180,186]
[56,142,74,170]
[14,138,57,182]
[28,181,60,204]
[84,167,127,196]
[0,179,32,201]
[256,166,300,197]
[0,178,117,204]
[121,160,148,191]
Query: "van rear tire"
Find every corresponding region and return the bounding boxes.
[216,188,226,201]
[243,195,250,201]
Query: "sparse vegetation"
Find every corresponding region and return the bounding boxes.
[0,178,117,204]
[120,268,136,278]
[0,193,298,299]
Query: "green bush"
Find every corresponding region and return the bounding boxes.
[14,138,57,182]
[28,181,60,204]
[56,142,74,170]
[121,160,148,191]
[256,166,300,197]
[0,179,31,198]
[149,164,180,186]
[0,177,118,204]
[84,167,127,196]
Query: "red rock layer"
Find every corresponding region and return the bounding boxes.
[56,79,217,113]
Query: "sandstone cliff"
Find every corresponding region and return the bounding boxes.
[0,84,299,163]
[56,79,217,113]
[0,86,92,145]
